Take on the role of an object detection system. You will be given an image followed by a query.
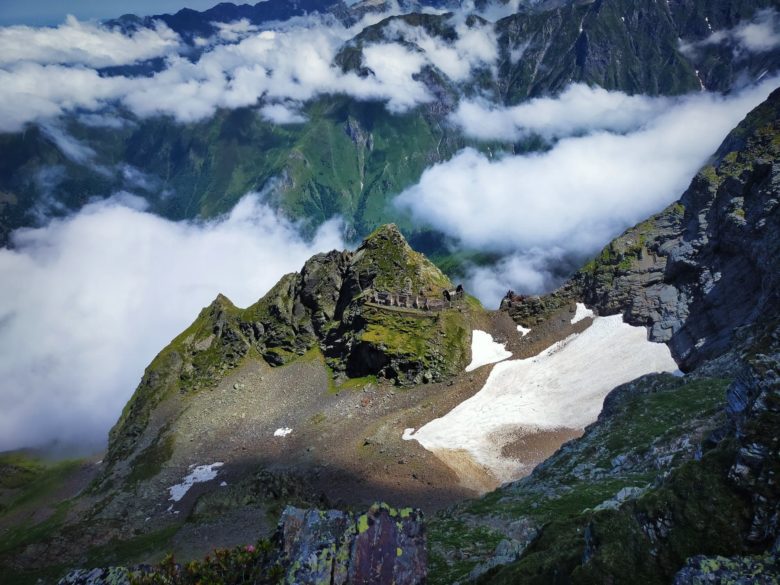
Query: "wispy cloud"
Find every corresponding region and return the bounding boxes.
[0,15,181,67]
[0,195,344,451]
[680,8,780,56]
[0,11,499,131]
[450,84,671,142]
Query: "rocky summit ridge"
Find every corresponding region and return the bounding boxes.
[104,223,475,475]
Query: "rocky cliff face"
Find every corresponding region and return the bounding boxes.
[580,87,779,371]
[495,0,779,101]
[502,87,780,372]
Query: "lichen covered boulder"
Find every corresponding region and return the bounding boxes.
[278,503,427,585]
[58,567,130,585]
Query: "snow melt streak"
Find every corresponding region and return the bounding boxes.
[410,315,678,486]
[169,462,224,502]
[465,330,512,372]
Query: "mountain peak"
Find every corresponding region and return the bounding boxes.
[102,230,478,479]
[360,223,406,247]
[353,223,452,295]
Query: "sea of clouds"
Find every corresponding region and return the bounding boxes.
[0,4,778,451]
[397,79,780,304]
[0,195,344,451]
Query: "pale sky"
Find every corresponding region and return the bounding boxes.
[0,1,222,26]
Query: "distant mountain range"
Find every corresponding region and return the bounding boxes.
[1,0,777,272]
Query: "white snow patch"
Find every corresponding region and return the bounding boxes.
[465,330,512,372]
[220,481,228,487]
[402,428,417,441]
[409,314,679,485]
[168,462,224,502]
[517,325,531,337]
[570,302,595,324]
[274,427,293,437]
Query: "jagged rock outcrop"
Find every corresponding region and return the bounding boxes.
[725,322,780,549]
[58,568,129,585]
[104,223,474,475]
[584,87,779,371]
[502,86,780,372]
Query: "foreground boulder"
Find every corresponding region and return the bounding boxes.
[58,503,426,585]
[280,503,426,585]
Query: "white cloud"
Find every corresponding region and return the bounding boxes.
[95,22,434,122]
[0,194,344,451]
[680,9,780,56]
[39,123,98,164]
[383,18,498,82]
[451,83,670,142]
[0,8,502,130]
[0,16,181,68]
[397,78,780,307]
[471,0,523,23]
[465,249,566,304]
[259,103,307,124]
[214,18,260,43]
[0,63,129,133]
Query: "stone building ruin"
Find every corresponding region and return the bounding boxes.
[371,284,465,311]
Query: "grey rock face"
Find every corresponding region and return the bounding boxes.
[58,567,130,585]
[725,325,780,546]
[673,551,780,585]
[466,518,540,581]
[504,88,780,373]
[277,503,427,585]
[279,507,354,584]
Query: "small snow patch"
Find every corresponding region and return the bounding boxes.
[517,325,531,337]
[220,481,228,487]
[402,428,416,441]
[466,330,512,372]
[570,302,594,324]
[274,427,293,437]
[169,462,224,502]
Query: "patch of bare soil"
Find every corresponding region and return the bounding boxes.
[499,427,584,473]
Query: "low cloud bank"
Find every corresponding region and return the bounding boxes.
[451,84,672,142]
[397,78,780,307]
[0,16,181,67]
[0,10,497,132]
[0,195,344,452]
